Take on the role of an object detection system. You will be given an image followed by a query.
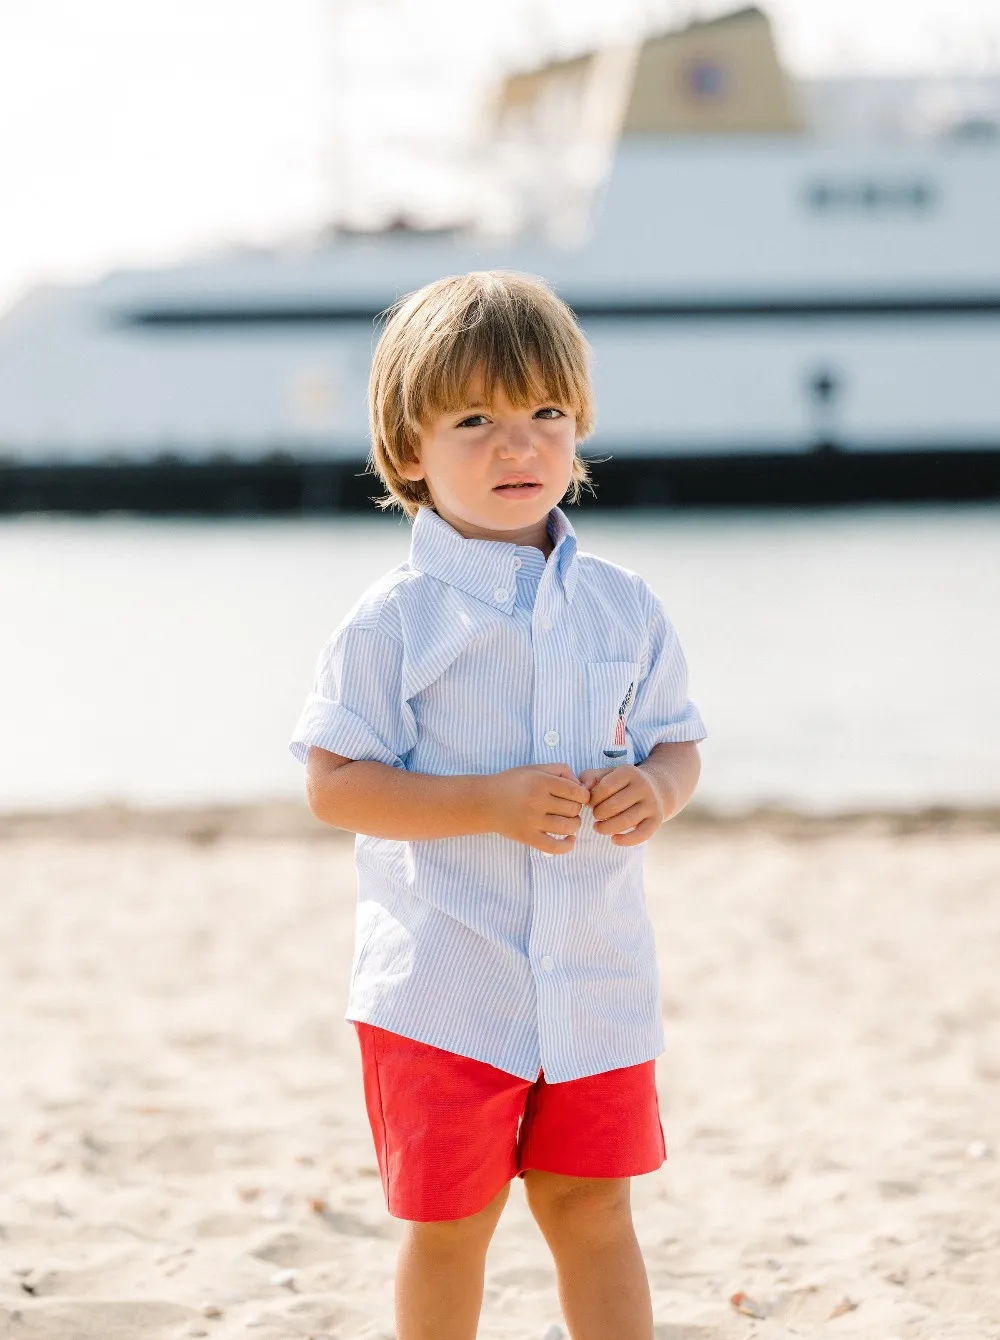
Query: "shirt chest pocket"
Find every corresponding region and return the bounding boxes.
[585,660,640,769]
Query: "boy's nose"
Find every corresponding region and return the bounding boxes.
[497,427,535,457]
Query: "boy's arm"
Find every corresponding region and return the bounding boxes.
[639,739,702,820]
[580,740,701,847]
[305,746,590,855]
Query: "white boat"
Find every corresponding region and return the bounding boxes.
[1,6,999,508]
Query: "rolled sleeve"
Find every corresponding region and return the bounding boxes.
[627,589,706,762]
[288,624,415,768]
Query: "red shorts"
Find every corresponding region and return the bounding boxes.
[354,1023,666,1222]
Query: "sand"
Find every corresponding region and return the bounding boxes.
[1,806,999,1340]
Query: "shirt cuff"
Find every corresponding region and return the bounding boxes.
[630,707,707,760]
[288,694,403,767]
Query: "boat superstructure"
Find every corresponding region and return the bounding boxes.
[2,6,999,509]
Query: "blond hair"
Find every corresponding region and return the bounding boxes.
[368,270,594,516]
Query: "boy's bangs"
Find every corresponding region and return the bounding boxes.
[415,312,579,424]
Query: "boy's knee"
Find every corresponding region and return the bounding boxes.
[403,1183,509,1253]
[523,1172,631,1239]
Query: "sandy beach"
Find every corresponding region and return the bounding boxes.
[2,806,999,1340]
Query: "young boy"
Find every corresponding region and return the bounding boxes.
[290,270,705,1340]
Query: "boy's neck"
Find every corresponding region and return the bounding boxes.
[431,506,553,557]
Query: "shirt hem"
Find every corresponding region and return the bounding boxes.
[344,1005,664,1085]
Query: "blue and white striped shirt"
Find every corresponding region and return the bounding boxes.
[290,506,705,1082]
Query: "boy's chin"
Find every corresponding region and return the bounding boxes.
[485,493,553,523]
[434,485,564,538]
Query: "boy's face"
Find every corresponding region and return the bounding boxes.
[400,377,578,552]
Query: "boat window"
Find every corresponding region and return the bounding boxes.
[804,179,937,214]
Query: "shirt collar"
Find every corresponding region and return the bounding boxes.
[409,506,579,612]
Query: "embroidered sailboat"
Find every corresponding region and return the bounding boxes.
[603,681,635,760]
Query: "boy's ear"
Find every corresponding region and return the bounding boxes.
[397,442,425,482]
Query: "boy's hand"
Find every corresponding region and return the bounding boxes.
[484,764,589,855]
[579,765,665,846]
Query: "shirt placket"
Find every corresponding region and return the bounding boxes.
[525,556,572,1077]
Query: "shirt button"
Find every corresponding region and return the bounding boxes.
[539,615,552,631]
[512,558,522,569]
[540,955,555,972]
[543,729,558,746]
[493,587,508,604]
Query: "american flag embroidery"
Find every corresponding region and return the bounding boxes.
[603,680,635,760]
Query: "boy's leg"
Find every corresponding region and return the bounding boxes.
[523,1172,653,1340]
[353,1025,532,1337]
[395,1183,510,1340]
[514,1058,664,1338]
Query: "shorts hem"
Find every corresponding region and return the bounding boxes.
[385,1172,515,1223]
[516,1150,666,1181]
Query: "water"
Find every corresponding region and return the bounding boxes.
[2,506,999,813]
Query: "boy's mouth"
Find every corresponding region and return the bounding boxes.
[493,477,542,498]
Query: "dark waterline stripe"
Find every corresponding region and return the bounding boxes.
[3,448,999,515]
[119,295,1000,328]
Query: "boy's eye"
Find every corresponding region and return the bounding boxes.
[454,407,565,427]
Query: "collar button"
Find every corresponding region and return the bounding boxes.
[493,587,509,604]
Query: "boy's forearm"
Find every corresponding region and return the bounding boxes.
[638,741,701,822]
[307,760,494,840]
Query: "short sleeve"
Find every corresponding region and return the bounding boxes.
[627,586,706,762]
[288,624,416,768]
